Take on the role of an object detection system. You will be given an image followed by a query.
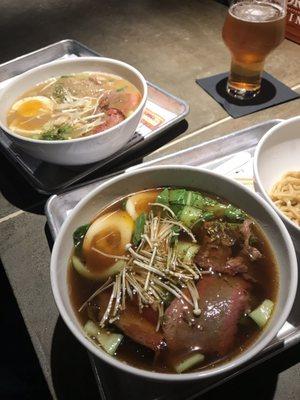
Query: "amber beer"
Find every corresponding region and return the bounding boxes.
[222,1,286,99]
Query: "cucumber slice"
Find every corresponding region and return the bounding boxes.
[174,353,205,373]
[249,299,274,328]
[72,256,125,281]
[84,320,123,355]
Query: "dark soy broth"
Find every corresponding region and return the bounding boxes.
[68,188,279,373]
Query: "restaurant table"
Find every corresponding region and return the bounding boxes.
[0,0,300,399]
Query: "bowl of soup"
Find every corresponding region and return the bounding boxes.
[50,166,297,380]
[0,57,147,165]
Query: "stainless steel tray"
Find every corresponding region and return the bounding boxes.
[46,119,300,400]
[0,39,189,194]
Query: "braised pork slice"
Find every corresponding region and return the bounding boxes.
[163,276,249,355]
[97,290,164,351]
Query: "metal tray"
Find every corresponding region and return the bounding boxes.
[46,119,300,400]
[0,39,189,194]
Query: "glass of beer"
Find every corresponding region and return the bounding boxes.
[222,0,286,100]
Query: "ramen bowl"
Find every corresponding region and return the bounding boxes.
[50,165,297,381]
[254,116,300,253]
[0,57,147,165]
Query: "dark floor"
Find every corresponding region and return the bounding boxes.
[0,259,51,400]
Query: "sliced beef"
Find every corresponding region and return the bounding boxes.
[225,255,249,275]
[240,219,262,261]
[195,242,231,272]
[201,221,241,246]
[195,220,262,275]
[163,275,250,355]
[97,290,164,351]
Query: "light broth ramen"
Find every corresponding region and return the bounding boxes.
[7,72,141,140]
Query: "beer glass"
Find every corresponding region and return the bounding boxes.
[222,0,286,100]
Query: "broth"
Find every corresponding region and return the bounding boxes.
[68,188,278,373]
[7,71,141,140]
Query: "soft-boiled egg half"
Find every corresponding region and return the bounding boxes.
[8,96,54,136]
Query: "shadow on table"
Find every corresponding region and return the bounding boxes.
[50,311,300,400]
[0,120,188,216]
[50,328,300,400]
[50,317,100,400]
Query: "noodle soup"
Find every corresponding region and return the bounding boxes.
[7,72,141,140]
[68,187,278,374]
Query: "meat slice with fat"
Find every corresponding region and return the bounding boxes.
[97,290,164,351]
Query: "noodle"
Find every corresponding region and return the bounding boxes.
[270,171,300,227]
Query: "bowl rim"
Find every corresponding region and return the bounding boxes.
[0,56,148,144]
[253,115,300,233]
[50,165,298,381]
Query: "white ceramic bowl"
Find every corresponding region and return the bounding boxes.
[0,57,147,165]
[254,116,300,253]
[50,165,297,381]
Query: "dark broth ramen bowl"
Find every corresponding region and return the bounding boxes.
[0,57,147,165]
[50,166,297,380]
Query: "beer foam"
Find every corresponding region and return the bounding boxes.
[230,2,284,22]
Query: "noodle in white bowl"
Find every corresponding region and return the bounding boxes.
[270,171,300,227]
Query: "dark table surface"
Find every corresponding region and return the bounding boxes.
[0,1,299,399]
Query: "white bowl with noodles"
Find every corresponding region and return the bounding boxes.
[50,165,297,381]
[0,57,147,165]
[254,116,300,253]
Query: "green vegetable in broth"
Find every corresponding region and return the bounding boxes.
[132,212,147,246]
[249,299,274,328]
[174,353,205,373]
[156,188,246,222]
[41,124,73,141]
[178,206,204,228]
[84,320,123,355]
[156,188,169,205]
[73,223,90,254]
[175,241,200,264]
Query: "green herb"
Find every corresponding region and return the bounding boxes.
[53,83,66,103]
[132,213,147,246]
[73,224,90,255]
[41,124,73,141]
[116,87,126,92]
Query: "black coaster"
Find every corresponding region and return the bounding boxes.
[196,71,300,118]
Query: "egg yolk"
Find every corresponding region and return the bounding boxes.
[16,99,50,118]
